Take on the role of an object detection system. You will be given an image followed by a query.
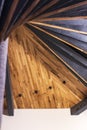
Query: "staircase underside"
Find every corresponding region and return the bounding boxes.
[0,0,87,114]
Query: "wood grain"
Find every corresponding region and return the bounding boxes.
[7,26,87,108]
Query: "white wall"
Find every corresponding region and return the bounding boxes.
[1,109,87,130]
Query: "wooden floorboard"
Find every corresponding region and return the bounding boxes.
[7,25,87,108]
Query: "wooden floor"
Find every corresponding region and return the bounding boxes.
[7,25,87,108]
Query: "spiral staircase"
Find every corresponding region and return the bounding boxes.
[0,0,87,116]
